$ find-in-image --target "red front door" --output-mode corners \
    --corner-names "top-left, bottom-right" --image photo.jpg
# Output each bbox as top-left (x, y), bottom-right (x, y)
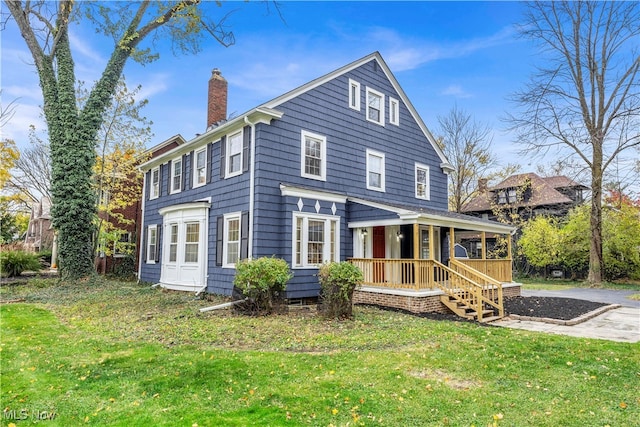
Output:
top-left (373, 226), bottom-right (385, 282)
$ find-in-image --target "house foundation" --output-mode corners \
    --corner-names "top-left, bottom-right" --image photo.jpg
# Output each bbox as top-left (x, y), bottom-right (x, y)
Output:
top-left (353, 283), bottom-right (521, 314)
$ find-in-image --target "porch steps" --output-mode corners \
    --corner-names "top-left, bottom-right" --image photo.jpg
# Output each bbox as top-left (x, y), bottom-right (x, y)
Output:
top-left (439, 295), bottom-right (501, 323)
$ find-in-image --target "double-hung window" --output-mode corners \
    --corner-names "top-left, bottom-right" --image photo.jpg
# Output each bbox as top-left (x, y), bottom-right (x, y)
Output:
top-left (146, 225), bottom-right (157, 263)
top-left (293, 213), bottom-right (339, 268)
top-left (301, 130), bottom-right (326, 181)
top-left (366, 87), bottom-right (385, 126)
top-left (168, 224), bottom-right (178, 263)
top-left (224, 213), bottom-right (241, 266)
top-left (193, 148), bottom-right (207, 187)
top-left (171, 158), bottom-right (182, 193)
top-left (415, 163), bottom-right (430, 200)
top-left (508, 188), bottom-right (517, 203)
top-left (184, 222), bottom-right (200, 263)
top-left (150, 167), bottom-right (160, 199)
top-left (349, 79), bottom-right (361, 111)
top-left (366, 149), bottom-right (385, 192)
top-left (227, 131), bottom-right (243, 177)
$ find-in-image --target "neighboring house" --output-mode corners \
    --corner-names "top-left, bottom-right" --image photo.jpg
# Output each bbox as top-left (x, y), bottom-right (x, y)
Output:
top-left (461, 173), bottom-right (588, 222)
top-left (138, 52), bottom-right (517, 321)
top-left (24, 197), bottom-right (54, 253)
top-left (95, 135), bottom-right (186, 275)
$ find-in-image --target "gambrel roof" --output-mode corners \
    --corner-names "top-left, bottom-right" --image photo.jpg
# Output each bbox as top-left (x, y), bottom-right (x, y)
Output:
top-left (462, 172), bottom-right (586, 212)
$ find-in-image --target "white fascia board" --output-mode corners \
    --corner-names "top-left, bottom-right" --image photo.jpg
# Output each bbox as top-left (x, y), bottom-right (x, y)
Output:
top-left (279, 184), bottom-right (347, 204)
top-left (402, 212), bottom-right (516, 234)
top-left (139, 108), bottom-right (283, 171)
top-left (263, 53), bottom-right (380, 109)
top-left (158, 201), bottom-right (212, 216)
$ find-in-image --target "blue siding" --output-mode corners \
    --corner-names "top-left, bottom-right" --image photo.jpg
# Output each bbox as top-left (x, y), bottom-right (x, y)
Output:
top-left (141, 55), bottom-right (449, 299)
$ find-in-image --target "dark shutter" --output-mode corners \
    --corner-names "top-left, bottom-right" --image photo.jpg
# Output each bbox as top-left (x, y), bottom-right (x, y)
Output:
top-left (240, 211), bottom-right (249, 259)
top-left (142, 226), bottom-right (147, 262)
top-left (206, 143), bottom-right (213, 184)
top-left (154, 226), bottom-right (161, 263)
top-left (216, 216), bottom-right (224, 266)
top-left (166, 161), bottom-right (172, 195)
top-left (219, 136), bottom-right (226, 179)
top-left (183, 153), bottom-right (190, 190)
top-left (242, 125), bottom-right (251, 173)
top-left (145, 171), bottom-right (150, 200)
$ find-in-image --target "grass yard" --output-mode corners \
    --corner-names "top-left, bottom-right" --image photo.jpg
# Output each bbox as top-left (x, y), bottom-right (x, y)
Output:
top-left (1, 278), bottom-right (639, 426)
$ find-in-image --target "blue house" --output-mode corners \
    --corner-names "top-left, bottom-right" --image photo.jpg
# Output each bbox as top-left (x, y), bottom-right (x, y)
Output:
top-left (139, 52), bottom-right (517, 320)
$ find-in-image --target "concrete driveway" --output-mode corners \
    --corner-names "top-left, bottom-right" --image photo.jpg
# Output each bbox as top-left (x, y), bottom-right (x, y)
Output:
top-left (496, 288), bottom-right (640, 343)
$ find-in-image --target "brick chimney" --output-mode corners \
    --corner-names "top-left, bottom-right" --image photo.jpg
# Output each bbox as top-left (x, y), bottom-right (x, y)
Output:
top-left (207, 68), bottom-right (227, 129)
top-left (478, 178), bottom-right (488, 193)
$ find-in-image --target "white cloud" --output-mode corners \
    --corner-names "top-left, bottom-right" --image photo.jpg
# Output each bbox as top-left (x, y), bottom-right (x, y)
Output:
top-left (1, 102), bottom-right (45, 145)
top-left (130, 73), bottom-right (170, 101)
top-left (440, 84), bottom-right (473, 99)
top-left (374, 25), bottom-right (518, 72)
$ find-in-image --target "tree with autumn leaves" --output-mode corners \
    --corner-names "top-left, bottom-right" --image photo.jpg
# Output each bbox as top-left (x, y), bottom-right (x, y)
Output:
top-left (4, 1), bottom-right (237, 279)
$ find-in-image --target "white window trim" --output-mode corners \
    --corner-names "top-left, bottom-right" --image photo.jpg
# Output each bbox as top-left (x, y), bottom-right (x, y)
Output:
top-left (223, 212), bottom-right (242, 268)
top-left (170, 157), bottom-right (182, 194)
top-left (415, 163), bottom-right (430, 200)
top-left (193, 147), bottom-right (207, 188)
top-left (348, 79), bottom-right (361, 111)
top-left (292, 212), bottom-right (340, 269)
top-left (365, 87), bottom-right (385, 126)
top-left (226, 130), bottom-right (243, 179)
top-left (146, 225), bottom-right (157, 264)
top-left (366, 149), bottom-right (386, 192)
top-left (150, 166), bottom-right (160, 200)
top-left (389, 97), bottom-right (400, 126)
top-left (300, 130), bottom-right (327, 181)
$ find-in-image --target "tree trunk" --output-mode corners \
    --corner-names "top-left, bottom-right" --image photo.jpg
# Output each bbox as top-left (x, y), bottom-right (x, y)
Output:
top-left (587, 145), bottom-right (604, 285)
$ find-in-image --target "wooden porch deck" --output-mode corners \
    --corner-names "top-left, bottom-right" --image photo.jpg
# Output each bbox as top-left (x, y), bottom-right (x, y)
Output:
top-left (348, 258), bottom-right (514, 322)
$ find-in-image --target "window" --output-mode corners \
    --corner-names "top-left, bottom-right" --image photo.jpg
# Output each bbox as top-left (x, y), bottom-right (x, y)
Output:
top-left (227, 131), bottom-right (243, 177)
top-left (184, 222), bottom-right (200, 263)
top-left (389, 97), bottom-right (399, 126)
top-left (366, 149), bottom-right (385, 191)
top-left (147, 225), bottom-right (157, 263)
top-left (150, 167), bottom-right (160, 199)
top-left (171, 158), bottom-right (182, 193)
top-left (415, 163), bottom-right (430, 200)
top-left (366, 87), bottom-right (385, 125)
top-left (508, 188), bottom-right (517, 203)
top-left (113, 232), bottom-right (133, 257)
top-left (348, 79), bottom-right (360, 111)
top-left (168, 224), bottom-right (178, 263)
top-left (293, 213), bottom-right (340, 268)
top-left (497, 190), bottom-right (507, 204)
top-left (301, 130), bottom-right (326, 181)
top-left (224, 213), bottom-right (241, 266)
top-left (193, 148), bottom-right (207, 187)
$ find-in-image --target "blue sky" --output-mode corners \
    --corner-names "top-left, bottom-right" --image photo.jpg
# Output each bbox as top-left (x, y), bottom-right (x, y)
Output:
top-left (2, 1), bottom-right (536, 168)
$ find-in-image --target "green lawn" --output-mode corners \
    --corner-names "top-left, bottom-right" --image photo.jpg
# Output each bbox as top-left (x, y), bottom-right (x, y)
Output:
top-left (1, 278), bottom-right (638, 426)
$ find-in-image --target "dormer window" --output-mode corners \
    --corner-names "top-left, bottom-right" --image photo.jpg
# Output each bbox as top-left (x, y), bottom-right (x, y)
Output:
top-left (508, 189), bottom-right (517, 203)
top-left (497, 190), bottom-right (507, 204)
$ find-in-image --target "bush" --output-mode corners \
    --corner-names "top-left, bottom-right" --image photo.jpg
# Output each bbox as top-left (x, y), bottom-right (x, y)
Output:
top-left (233, 257), bottom-right (293, 314)
top-left (318, 262), bottom-right (363, 319)
top-left (0, 250), bottom-right (42, 277)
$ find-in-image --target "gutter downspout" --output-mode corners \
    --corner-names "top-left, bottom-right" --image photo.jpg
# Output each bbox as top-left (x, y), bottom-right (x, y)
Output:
top-left (137, 170), bottom-right (147, 282)
top-left (244, 116), bottom-right (256, 258)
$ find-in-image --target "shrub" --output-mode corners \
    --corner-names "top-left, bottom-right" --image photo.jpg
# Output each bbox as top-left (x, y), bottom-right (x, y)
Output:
top-left (318, 261), bottom-right (363, 319)
top-left (233, 257), bottom-right (293, 314)
top-left (0, 250), bottom-right (42, 277)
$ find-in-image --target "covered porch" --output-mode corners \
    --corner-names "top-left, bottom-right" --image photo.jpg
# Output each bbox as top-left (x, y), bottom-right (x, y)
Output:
top-left (347, 206), bottom-right (518, 321)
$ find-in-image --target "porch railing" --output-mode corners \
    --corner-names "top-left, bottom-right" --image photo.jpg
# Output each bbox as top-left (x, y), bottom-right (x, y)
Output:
top-left (455, 259), bottom-right (512, 283)
top-left (349, 258), bottom-right (505, 321)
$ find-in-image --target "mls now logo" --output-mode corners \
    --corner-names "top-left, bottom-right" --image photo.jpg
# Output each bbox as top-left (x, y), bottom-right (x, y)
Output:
top-left (3, 408), bottom-right (57, 421)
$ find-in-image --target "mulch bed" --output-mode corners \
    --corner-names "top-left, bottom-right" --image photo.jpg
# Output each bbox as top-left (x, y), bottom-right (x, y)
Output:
top-left (361, 296), bottom-right (609, 324)
top-left (504, 296), bottom-right (608, 321)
